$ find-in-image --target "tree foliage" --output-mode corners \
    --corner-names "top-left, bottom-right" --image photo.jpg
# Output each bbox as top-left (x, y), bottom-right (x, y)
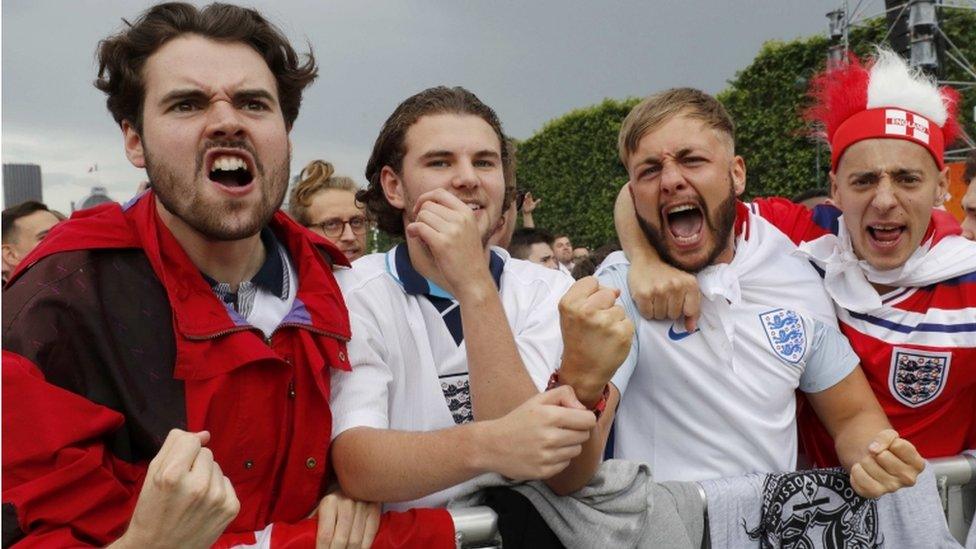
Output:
top-left (517, 10), bottom-right (975, 241)
top-left (516, 98), bottom-right (638, 249)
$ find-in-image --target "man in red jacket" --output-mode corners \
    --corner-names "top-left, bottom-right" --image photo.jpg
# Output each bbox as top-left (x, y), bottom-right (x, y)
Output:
top-left (2, 3), bottom-right (452, 548)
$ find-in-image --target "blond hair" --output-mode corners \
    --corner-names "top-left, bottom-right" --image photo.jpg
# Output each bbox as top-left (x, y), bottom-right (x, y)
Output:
top-left (617, 88), bottom-right (735, 167)
top-left (289, 160), bottom-right (360, 225)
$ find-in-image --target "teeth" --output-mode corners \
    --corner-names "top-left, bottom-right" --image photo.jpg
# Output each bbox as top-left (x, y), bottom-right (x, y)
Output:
top-left (212, 155), bottom-right (247, 172)
top-left (871, 225), bottom-right (900, 230)
top-left (667, 204), bottom-right (696, 215)
top-left (467, 203), bottom-right (482, 210)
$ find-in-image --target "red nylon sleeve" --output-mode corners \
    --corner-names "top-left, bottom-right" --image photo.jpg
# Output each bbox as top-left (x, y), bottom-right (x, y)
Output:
top-left (752, 197), bottom-right (823, 245)
top-left (2, 351), bottom-right (143, 547)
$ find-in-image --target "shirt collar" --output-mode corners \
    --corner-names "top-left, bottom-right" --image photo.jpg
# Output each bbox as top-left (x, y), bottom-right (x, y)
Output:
top-left (387, 243), bottom-right (504, 299)
top-left (202, 227), bottom-right (287, 300)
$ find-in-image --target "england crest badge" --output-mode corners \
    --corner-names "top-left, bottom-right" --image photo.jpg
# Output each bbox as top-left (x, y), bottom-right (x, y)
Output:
top-left (889, 348), bottom-right (951, 408)
top-left (759, 309), bottom-right (806, 364)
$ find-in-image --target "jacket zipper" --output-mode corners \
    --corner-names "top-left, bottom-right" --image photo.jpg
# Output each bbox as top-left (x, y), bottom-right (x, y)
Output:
top-left (183, 322), bottom-right (349, 343)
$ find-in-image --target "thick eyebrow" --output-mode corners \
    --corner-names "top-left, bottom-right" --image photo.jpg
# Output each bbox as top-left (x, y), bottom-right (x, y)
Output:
top-left (673, 147), bottom-right (704, 159)
top-left (158, 88), bottom-right (209, 107)
top-left (847, 169), bottom-right (881, 181)
top-left (633, 147), bottom-right (702, 169)
top-left (233, 89), bottom-right (277, 105)
top-left (889, 168), bottom-right (924, 178)
top-left (157, 88), bottom-right (277, 107)
top-left (418, 150), bottom-right (454, 161)
top-left (847, 168), bottom-right (924, 181)
top-left (472, 149), bottom-right (501, 161)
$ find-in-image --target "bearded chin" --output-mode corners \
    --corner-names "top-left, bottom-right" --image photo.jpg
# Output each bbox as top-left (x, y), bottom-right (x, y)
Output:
top-left (634, 183), bottom-right (738, 274)
top-left (145, 150), bottom-right (290, 242)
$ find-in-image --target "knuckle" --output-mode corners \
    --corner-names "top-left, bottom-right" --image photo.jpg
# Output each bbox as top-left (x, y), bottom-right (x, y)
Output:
top-left (155, 467), bottom-right (183, 489)
top-left (226, 494), bottom-right (241, 515)
top-left (186, 480), bottom-right (208, 500)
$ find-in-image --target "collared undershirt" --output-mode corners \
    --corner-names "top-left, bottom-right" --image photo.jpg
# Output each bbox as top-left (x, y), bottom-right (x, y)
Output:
top-left (202, 227), bottom-right (294, 336)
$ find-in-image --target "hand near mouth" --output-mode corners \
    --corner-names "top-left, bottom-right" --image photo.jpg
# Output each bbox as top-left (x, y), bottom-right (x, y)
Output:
top-left (406, 188), bottom-right (495, 302)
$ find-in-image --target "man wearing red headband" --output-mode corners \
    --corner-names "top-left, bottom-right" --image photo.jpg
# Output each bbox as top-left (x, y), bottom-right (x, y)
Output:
top-left (615, 48), bottom-right (976, 466)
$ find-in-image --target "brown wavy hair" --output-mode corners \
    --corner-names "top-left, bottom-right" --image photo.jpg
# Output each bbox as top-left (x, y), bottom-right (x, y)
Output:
top-left (358, 86), bottom-right (515, 237)
top-left (288, 160), bottom-right (361, 225)
top-left (94, 2), bottom-right (317, 132)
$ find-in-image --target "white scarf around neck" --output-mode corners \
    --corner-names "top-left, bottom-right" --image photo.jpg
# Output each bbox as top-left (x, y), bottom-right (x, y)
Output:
top-left (795, 215), bottom-right (976, 313)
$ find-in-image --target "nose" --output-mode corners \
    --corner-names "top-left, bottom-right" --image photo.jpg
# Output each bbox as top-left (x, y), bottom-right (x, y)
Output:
top-left (659, 158), bottom-right (688, 195)
top-left (870, 177), bottom-right (898, 213)
top-left (205, 99), bottom-right (246, 140)
top-left (339, 222), bottom-right (356, 242)
top-left (451, 159), bottom-right (479, 190)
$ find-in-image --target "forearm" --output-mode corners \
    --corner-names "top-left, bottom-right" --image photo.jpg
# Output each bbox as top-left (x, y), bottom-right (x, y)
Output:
top-left (459, 287), bottom-right (538, 420)
top-left (331, 425), bottom-right (488, 503)
top-left (521, 212), bottom-right (535, 228)
top-left (831, 405), bottom-right (893, 471)
top-left (615, 185), bottom-right (656, 263)
top-left (545, 386), bottom-right (618, 496)
top-left (806, 368), bottom-right (894, 471)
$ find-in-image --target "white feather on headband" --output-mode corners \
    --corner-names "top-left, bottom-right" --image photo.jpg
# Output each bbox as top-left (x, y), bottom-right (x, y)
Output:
top-left (865, 48), bottom-right (948, 127)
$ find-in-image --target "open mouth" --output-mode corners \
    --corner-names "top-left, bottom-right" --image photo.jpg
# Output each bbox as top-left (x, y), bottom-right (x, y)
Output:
top-left (866, 223), bottom-right (906, 249)
top-left (663, 203), bottom-right (704, 245)
top-left (207, 153), bottom-right (254, 188)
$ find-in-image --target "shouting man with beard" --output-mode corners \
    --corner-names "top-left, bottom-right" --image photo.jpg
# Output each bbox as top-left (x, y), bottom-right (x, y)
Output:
top-left (2, 3), bottom-right (451, 548)
top-left (595, 88), bottom-right (923, 498)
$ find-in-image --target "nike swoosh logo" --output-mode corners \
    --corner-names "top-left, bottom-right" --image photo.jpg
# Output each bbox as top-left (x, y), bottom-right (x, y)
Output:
top-left (667, 324), bottom-right (700, 341)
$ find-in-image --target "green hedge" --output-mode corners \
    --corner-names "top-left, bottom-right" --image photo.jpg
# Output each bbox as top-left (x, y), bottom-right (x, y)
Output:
top-left (516, 98), bottom-right (639, 250)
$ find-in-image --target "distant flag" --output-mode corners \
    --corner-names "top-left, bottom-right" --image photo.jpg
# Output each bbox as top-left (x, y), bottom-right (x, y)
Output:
top-left (87, 163), bottom-right (98, 173)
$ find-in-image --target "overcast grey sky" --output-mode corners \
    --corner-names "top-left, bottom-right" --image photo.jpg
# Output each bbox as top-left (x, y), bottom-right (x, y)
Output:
top-left (3, 1), bottom-right (841, 213)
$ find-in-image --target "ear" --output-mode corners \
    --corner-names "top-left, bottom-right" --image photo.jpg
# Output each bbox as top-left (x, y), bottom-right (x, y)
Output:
top-left (2, 243), bottom-right (19, 272)
top-left (935, 166), bottom-right (950, 207)
top-left (122, 120), bottom-right (146, 169)
top-left (731, 156), bottom-right (746, 196)
top-left (379, 166), bottom-right (406, 209)
top-left (829, 171), bottom-right (841, 208)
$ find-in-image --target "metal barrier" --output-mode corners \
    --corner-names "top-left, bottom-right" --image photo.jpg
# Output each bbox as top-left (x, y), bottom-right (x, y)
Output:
top-left (448, 506), bottom-right (502, 548)
top-left (930, 453), bottom-right (976, 545)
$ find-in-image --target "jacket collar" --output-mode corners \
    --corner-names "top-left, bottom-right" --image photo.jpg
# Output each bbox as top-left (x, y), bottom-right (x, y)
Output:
top-left (8, 191), bottom-right (351, 343)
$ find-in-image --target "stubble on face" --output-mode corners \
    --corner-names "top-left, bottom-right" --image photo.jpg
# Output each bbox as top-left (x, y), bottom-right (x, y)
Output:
top-left (635, 176), bottom-right (738, 273)
top-left (146, 137), bottom-right (289, 241)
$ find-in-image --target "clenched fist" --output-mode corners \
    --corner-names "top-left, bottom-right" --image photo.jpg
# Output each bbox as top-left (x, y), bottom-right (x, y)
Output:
top-left (475, 385), bottom-right (596, 481)
top-left (557, 276), bottom-right (634, 405)
top-left (849, 429), bottom-right (924, 499)
top-left (111, 430), bottom-right (240, 549)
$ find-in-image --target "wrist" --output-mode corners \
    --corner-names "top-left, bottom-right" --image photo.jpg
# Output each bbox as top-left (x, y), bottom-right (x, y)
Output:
top-left (465, 421), bottom-right (496, 475)
top-left (548, 370), bottom-right (609, 415)
top-left (454, 271), bottom-right (496, 304)
top-left (556, 362), bottom-right (607, 406)
top-left (109, 527), bottom-right (150, 549)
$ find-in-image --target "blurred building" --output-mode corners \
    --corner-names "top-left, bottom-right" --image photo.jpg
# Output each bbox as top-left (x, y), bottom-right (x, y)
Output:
top-left (72, 186), bottom-right (115, 212)
top-left (3, 163), bottom-right (43, 207)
